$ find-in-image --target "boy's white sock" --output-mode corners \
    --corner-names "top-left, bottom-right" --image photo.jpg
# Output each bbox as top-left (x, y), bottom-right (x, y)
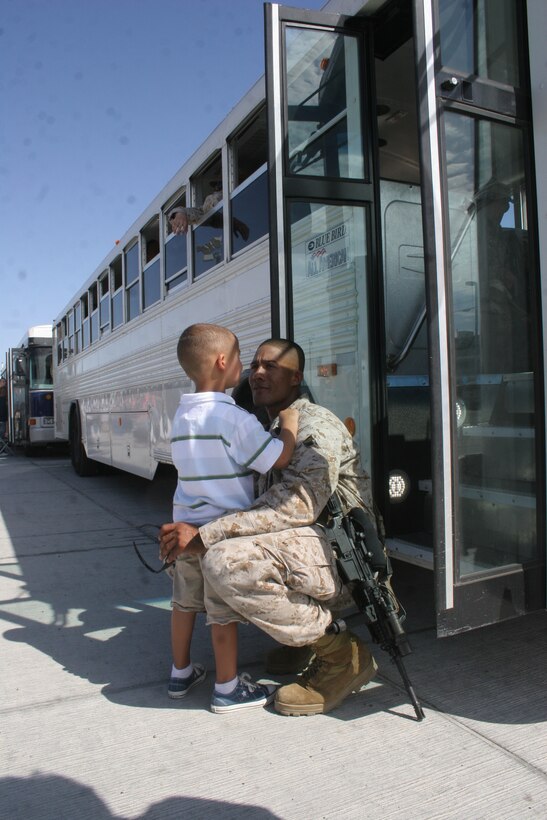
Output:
top-left (171, 662), bottom-right (194, 679)
top-left (214, 675), bottom-right (238, 694)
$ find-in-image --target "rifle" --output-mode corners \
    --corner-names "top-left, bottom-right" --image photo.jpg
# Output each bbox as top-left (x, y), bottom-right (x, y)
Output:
top-left (324, 493), bottom-right (425, 721)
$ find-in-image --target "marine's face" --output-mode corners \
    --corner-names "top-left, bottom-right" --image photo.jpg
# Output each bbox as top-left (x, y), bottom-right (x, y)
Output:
top-left (249, 343), bottom-right (302, 414)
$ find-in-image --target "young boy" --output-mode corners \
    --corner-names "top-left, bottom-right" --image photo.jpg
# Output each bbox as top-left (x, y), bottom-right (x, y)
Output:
top-left (167, 323), bottom-right (299, 713)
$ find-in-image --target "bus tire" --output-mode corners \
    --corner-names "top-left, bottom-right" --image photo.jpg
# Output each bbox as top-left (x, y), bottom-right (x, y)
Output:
top-left (69, 405), bottom-right (98, 477)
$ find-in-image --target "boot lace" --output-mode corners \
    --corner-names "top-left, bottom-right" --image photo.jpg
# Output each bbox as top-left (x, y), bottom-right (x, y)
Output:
top-left (298, 655), bottom-right (323, 686)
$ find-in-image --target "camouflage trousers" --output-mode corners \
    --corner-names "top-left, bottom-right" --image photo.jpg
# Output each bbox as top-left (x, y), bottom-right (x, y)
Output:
top-left (201, 525), bottom-right (343, 647)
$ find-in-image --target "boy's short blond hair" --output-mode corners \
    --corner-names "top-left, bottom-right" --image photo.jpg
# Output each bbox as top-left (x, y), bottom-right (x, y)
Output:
top-left (177, 323), bottom-right (237, 381)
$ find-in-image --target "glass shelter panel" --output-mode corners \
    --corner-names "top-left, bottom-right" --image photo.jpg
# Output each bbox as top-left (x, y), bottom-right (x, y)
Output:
top-left (289, 201), bottom-right (371, 475)
top-left (285, 25), bottom-right (365, 179)
top-left (444, 111), bottom-right (536, 576)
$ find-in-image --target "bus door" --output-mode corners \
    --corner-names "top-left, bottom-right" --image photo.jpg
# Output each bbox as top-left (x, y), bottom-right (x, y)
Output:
top-left (414, 0), bottom-right (544, 633)
top-left (265, 2), bottom-right (381, 496)
top-left (264, 3), bottom-right (431, 600)
top-left (7, 348), bottom-right (27, 445)
top-left (27, 344), bottom-right (55, 445)
top-left (265, 0), bottom-right (544, 636)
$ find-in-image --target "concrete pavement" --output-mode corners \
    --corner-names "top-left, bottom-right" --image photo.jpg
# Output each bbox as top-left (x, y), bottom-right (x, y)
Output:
top-left (1, 451), bottom-right (546, 819)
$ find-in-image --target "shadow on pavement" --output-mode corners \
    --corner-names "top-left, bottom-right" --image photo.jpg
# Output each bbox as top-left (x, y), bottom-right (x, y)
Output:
top-left (0, 773), bottom-right (281, 820)
top-left (2, 458), bottom-right (546, 727)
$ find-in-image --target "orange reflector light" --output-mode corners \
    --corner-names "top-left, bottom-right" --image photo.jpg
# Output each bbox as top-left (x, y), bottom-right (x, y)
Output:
top-left (317, 363), bottom-right (337, 377)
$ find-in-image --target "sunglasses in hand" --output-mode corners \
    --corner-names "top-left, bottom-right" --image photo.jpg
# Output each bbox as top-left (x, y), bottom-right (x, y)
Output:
top-left (132, 523), bottom-right (173, 573)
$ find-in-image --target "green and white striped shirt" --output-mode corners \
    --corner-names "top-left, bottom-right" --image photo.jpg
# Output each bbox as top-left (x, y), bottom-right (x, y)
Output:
top-left (171, 391), bottom-right (282, 525)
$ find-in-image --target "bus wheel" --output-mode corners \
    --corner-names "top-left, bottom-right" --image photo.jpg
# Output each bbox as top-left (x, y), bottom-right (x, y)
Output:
top-left (70, 406), bottom-right (98, 477)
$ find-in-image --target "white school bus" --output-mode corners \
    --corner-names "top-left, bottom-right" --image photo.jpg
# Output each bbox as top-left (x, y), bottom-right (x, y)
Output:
top-left (53, 0), bottom-right (547, 637)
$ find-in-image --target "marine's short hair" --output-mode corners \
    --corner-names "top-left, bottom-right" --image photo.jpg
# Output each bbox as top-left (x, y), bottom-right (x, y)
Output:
top-left (177, 323), bottom-right (237, 380)
top-left (258, 338), bottom-right (305, 372)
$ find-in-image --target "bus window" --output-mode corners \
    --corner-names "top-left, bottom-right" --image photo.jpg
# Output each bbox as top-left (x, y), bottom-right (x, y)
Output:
top-left (56, 322), bottom-right (63, 365)
top-left (89, 282), bottom-right (99, 344)
top-left (99, 272), bottom-right (110, 334)
top-left (285, 26), bottom-right (364, 179)
top-left (164, 191), bottom-right (188, 291)
top-left (67, 309), bottom-right (74, 357)
top-left (62, 316), bottom-right (69, 360)
top-left (74, 301), bottom-right (81, 354)
top-left (229, 107), bottom-right (267, 254)
top-left (124, 241), bottom-right (140, 322)
top-left (192, 154), bottom-right (224, 277)
top-left (143, 257), bottom-right (161, 309)
top-left (142, 217), bottom-right (161, 309)
top-left (81, 293), bottom-right (90, 350)
top-left (142, 219), bottom-right (160, 265)
top-left (111, 255), bottom-right (123, 329)
top-left (194, 153), bottom-right (222, 210)
top-left (29, 347), bottom-right (53, 388)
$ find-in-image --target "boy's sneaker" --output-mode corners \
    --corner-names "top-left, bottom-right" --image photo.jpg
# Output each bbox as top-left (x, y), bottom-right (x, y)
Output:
top-left (210, 673), bottom-right (277, 714)
top-left (168, 663), bottom-right (206, 699)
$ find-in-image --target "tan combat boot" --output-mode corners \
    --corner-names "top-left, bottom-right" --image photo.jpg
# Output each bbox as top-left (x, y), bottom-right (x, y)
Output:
top-left (264, 644), bottom-right (315, 675)
top-left (274, 631), bottom-right (377, 716)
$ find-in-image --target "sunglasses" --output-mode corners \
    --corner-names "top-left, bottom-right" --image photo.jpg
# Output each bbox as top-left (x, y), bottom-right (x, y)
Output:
top-left (133, 523), bottom-right (173, 573)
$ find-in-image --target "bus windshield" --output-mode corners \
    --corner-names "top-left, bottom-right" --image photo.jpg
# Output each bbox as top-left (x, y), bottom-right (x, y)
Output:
top-left (29, 347), bottom-right (53, 389)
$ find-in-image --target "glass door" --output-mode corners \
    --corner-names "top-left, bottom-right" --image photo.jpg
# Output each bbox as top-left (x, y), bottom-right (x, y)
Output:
top-left (7, 348), bottom-right (27, 445)
top-left (415, 0), bottom-right (544, 633)
top-left (265, 3), bottom-right (379, 479)
top-left (266, 0), bottom-right (544, 637)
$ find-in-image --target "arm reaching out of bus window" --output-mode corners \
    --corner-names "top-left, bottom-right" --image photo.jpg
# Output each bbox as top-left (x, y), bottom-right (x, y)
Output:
top-left (167, 189), bottom-right (223, 235)
top-left (167, 209), bottom-right (190, 234)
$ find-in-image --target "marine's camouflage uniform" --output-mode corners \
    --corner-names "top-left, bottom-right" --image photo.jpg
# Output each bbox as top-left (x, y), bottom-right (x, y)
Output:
top-left (200, 396), bottom-right (376, 647)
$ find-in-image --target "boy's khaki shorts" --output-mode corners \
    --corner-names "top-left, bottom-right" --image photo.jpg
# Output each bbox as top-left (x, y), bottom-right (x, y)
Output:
top-left (171, 553), bottom-right (244, 625)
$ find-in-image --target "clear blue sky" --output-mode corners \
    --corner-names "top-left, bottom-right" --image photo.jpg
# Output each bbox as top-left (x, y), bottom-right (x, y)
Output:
top-left (0, 0), bottom-right (324, 358)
